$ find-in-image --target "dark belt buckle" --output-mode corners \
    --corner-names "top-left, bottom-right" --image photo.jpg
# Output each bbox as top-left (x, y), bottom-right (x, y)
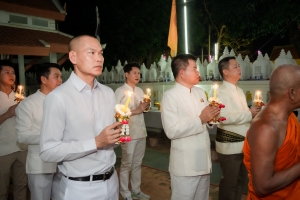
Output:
top-left (103, 167), bottom-right (114, 181)
top-left (103, 171), bottom-right (110, 181)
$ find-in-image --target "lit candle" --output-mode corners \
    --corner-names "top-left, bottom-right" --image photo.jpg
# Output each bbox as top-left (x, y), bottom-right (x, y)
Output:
top-left (123, 91), bottom-right (132, 112)
top-left (213, 84), bottom-right (218, 99)
top-left (146, 88), bottom-right (151, 98)
top-left (18, 85), bottom-right (23, 95)
top-left (254, 90), bottom-right (261, 101)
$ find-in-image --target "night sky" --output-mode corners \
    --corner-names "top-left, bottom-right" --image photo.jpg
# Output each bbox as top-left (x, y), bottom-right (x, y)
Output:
top-left (57, 0), bottom-right (292, 61)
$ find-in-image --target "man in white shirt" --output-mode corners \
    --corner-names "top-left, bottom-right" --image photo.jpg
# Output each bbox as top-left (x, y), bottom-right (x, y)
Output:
top-left (16, 63), bottom-right (62, 200)
top-left (161, 54), bottom-right (220, 200)
top-left (216, 56), bottom-right (261, 200)
top-left (39, 35), bottom-right (122, 200)
top-left (0, 60), bottom-right (28, 200)
top-left (115, 63), bottom-right (150, 200)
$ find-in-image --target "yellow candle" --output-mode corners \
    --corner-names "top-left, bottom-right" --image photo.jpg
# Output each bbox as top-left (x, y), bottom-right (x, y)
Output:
top-left (255, 90), bottom-right (261, 101)
top-left (146, 88), bottom-right (151, 98)
top-left (18, 85), bottom-right (23, 95)
top-left (124, 91), bottom-right (132, 112)
top-left (213, 84), bottom-right (218, 99)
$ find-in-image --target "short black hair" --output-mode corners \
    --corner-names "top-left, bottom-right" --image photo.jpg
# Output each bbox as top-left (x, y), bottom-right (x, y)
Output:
top-left (123, 62), bottom-right (140, 73)
top-left (0, 60), bottom-right (16, 72)
top-left (218, 56), bottom-right (236, 78)
top-left (36, 63), bottom-right (61, 85)
top-left (171, 54), bottom-right (196, 79)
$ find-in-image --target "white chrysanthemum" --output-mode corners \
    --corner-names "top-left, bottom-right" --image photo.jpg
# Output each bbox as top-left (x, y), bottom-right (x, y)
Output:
top-left (115, 104), bottom-right (131, 116)
top-left (15, 93), bottom-right (25, 100)
top-left (208, 97), bottom-right (221, 104)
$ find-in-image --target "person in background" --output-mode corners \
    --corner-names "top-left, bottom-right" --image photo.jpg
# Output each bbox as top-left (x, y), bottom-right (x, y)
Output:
top-left (216, 56), bottom-right (261, 200)
top-left (39, 35), bottom-right (121, 200)
top-left (16, 63), bottom-right (62, 200)
top-left (161, 54), bottom-right (220, 200)
top-left (115, 62), bottom-right (150, 200)
top-left (244, 64), bottom-right (300, 199)
top-left (0, 60), bottom-right (28, 200)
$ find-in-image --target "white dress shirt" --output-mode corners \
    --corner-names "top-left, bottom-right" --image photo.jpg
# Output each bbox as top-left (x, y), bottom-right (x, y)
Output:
top-left (216, 81), bottom-right (252, 154)
top-left (16, 90), bottom-right (57, 174)
top-left (161, 83), bottom-right (211, 176)
top-left (0, 91), bottom-right (27, 156)
top-left (115, 83), bottom-right (147, 140)
top-left (39, 72), bottom-right (116, 177)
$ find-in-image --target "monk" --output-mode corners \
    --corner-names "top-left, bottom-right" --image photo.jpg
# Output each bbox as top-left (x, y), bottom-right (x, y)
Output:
top-left (243, 64), bottom-right (300, 200)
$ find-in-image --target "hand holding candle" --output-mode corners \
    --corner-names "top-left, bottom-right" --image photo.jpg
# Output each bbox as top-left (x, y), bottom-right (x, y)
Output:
top-left (115, 91), bottom-right (132, 144)
top-left (208, 83), bottom-right (226, 124)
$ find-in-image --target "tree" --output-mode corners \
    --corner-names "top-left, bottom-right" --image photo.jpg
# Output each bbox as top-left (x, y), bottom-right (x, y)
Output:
top-left (198, 0), bottom-right (300, 58)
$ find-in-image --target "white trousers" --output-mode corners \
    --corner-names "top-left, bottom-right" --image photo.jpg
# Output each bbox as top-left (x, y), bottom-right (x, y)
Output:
top-left (28, 173), bottom-right (54, 200)
top-left (170, 173), bottom-right (210, 200)
top-left (119, 138), bottom-right (146, 198)
top-left (59, 170), bottom-right (118, 200)
top-left (51, 171), bottom-right (63, 200)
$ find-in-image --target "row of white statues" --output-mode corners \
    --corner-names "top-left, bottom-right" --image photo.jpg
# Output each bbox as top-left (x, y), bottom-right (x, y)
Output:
top-left (97, 47), bottom-right (297, 83)
top-left (26, 47), bottom-right (297, 85)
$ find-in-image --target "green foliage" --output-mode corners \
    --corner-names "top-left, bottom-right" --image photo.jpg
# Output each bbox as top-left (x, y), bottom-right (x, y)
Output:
top-left (200, 0), bottom-right (300, 53)
top-left (226, 0), bottom-right (300, 38)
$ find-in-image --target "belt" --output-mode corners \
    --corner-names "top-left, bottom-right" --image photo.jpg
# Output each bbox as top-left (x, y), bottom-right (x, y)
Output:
top-left (216, 128), bottom-right (245, 143)
top-left (65, 167), bottom-right (114, 181)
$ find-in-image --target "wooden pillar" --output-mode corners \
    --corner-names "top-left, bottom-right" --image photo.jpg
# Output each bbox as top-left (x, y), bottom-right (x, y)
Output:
top-left (18, 55), bottom-right (26, 86)
top-left (49, 52), bottom-right (57, 63)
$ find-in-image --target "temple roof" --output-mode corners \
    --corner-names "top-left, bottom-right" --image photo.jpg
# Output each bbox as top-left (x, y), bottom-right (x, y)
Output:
top-left (0, 0), bottom-right (65, 21)
top-left (0, 25), bottom-right (72, 56)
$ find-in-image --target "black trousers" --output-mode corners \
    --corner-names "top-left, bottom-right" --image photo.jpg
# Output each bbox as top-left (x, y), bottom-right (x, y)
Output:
top-left (217, 153), bottom-right (248, 200)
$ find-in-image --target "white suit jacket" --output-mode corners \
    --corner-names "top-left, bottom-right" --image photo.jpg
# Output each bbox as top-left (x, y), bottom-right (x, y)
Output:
top-left (216, 81), bottom-right (252, 154)
top-left (16, 90), bottom-right (57, 174)
top-left (161, 83), bottom-right (211, 176)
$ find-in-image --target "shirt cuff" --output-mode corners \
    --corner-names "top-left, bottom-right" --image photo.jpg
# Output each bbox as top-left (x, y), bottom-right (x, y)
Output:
top-left (82, 138), bottom-right (97, 152)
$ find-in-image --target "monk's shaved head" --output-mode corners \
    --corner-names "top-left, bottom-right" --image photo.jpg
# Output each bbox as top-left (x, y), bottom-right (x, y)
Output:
top-left (269, 64), bottom-right (300, 97)
top-left (68, 35), bottom-right (99, 52)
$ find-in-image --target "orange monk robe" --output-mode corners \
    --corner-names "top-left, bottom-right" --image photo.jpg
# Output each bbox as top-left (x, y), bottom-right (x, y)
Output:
top-left (243, 113), bottom-right (300, 200)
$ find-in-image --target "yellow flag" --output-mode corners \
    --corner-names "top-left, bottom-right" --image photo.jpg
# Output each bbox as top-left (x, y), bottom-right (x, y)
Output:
top-left (168, 0), bottom-right (178, 57)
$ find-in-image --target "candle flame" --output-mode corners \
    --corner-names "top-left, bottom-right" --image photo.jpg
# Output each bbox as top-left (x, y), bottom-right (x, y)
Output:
top-left (18, 85), bottom-right (23, 95)
top-left (254, 90), bottom-right (262, 101)
top-left (213, 84), bottom-right (218, 90)
top-left (127, 91), bottom-right (132, 97)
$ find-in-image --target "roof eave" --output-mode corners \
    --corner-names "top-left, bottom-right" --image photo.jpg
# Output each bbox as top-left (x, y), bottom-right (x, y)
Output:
top-left (0, 45), bottom-right (50, 56)
top-left (0, 1), bottom-right (65, 21)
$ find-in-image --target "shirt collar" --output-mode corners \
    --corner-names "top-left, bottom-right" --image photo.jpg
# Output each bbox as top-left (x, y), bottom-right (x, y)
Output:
top-left (37, 89), bottom-right (46, 97)
top-left (0, 90), bottom-right (14, 98)
top-left (175, 82), bottom-right (194, 94)
top-left (124, 83), bottom-right (135, 92)
top-left (70, 72), bottom-right (99, 91)
top-left (222, 80), bottom-right (237, 90)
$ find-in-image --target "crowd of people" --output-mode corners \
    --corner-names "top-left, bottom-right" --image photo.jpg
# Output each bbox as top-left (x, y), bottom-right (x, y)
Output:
top-left (0, 34), bottom-right (300, 200)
